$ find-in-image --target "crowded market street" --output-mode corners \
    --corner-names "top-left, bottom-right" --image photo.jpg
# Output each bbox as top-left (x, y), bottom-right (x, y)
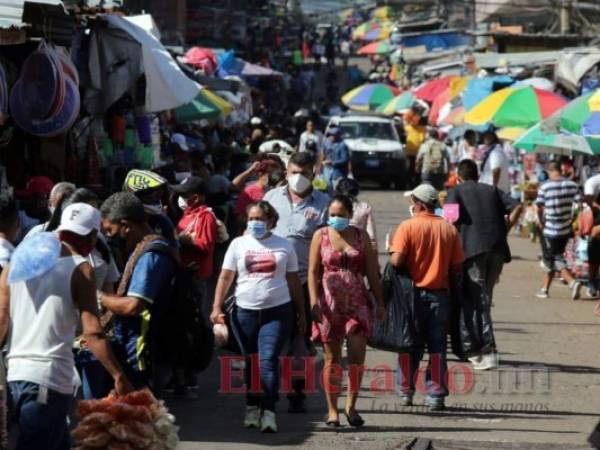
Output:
top-left (172, 190), bottom-right (600, 450)
top-left (4, 2), bottom-right (600, 450)
top-left (173, 189), bottom-right (600, 450)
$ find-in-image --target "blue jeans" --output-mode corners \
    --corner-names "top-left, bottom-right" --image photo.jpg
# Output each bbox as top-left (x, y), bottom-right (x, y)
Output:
top-left (8, 381), bottom-right (73, 450)
top-left (233, 302), bottom-right (294, 412)
top-left (396, 289), bottom-right (450, 400)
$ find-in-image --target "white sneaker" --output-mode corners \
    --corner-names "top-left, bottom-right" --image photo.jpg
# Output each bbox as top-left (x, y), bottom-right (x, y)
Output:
top-left (260, 410), bottom-right (277, 433)
top-left (472, 353), bottom-right (499, 371)
top-left (468, 355), bottom-right (483, 365)
top-left (243, 406), bottom-right (261, 428)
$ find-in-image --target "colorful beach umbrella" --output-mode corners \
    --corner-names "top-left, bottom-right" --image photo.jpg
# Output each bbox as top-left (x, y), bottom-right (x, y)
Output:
top-left (377, 91), bottom-right (417, 115)
top-left (363, 25), bottom-right (392, 42)
top-left (341, 83), bottom-right (400, 111)
top-left (560, 90), bottom-right (600, 137)
top-left (514, 117), bottom-right (600, 155)
top-left (357, 41), bottom-right (395, 55)
top-left (429, 77), bottom-right (469, 125)
top-left (175, 89), bottom-right (232, 122)
top-left (441, 105), bottom-right (466, 126)
top-left (414, 76), bottom-right (457, 103)
top-left (464, 86), bottom-right (567, 128)
top-left (497, 127), bottom-right (526, 142)
top-left (352, 22), bottom-right (380, 41)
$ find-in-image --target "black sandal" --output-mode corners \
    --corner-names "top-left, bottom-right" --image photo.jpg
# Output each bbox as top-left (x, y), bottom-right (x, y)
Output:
top-left (344, 410), bottom-right (364, 427)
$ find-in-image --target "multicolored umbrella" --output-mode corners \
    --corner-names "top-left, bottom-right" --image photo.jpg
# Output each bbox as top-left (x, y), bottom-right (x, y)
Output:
top-left (363, 25), bottom-right (392, 42)
top-left (497, 127), bottom-right (526, 142)
top-left (414, 76), bottom-right (457, 103)
top-left (560, 90), bottom-right (600, 137)
top-left (441, 105), bottom-right (466, 126)
top-left (377, 91), bottom-right (417, 115)
top-left (175, 89), bottom-right (232, 122)
top-left (341, 83), bottom-right (400, 111)
top-left (357, 41), bottom-right (395, 55)
top-left (429, 77), bottom-right (469, 125)
top-left (464, 86), bottom-right (567, 128)
top-left (514, 116), bottom-right (600, 155)
top-left (352, 22), bottom-right (380, 41)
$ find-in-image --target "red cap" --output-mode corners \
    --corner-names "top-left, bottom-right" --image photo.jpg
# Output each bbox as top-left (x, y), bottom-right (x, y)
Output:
top-left (16, 176), bottom-right (54, 197)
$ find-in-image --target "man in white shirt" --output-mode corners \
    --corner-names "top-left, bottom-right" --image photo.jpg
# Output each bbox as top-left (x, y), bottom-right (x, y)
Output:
top-left (584, 163), bottom-right (600, 203)
top-left (479, 132), bottom-right (510, 193)
top-left (298, 120), bottom-right (324, 155)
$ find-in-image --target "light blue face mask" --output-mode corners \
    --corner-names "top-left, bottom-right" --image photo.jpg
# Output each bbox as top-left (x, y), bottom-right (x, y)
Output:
top-left (328, 216), bottom-right (350, 231)
top-left (247, 220), bottom-right (267, 239)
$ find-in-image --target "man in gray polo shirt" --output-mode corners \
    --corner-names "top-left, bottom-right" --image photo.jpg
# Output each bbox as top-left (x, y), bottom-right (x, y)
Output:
top-left (263, 151), bottom-right (329, 413)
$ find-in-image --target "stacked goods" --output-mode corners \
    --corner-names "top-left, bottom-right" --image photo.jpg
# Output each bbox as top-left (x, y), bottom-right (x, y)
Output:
top-left (73, 389), bottom-right (179, 450)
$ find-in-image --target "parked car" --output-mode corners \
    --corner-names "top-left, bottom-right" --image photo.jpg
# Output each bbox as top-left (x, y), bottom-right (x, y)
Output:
top-left (327, 113), bottom-right (406, 189)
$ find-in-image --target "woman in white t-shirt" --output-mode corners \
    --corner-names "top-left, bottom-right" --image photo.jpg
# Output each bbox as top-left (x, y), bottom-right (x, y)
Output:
top-left (211, 201), bottom-right (306, 433)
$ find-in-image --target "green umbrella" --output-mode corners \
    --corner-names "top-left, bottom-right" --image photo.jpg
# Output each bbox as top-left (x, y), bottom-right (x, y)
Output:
top-left (514, 113), bottom-right (600, 155)
top-left (174, 90), bottom-right (229, 122)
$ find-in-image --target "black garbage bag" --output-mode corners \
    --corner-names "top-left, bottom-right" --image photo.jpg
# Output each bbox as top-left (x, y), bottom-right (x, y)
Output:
top-left (450, 276), bottom-right (495, 360)
top-left (368, 263), bottom-right (419, 353)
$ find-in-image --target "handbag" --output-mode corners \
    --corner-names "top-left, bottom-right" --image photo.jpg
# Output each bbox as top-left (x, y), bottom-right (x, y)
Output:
top-left (221, 296), bottom-right (241, 354)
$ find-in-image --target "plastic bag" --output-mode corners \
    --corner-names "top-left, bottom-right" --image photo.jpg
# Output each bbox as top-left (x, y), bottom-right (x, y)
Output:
top-left (368, 264), bottom-right (419, 353)
top-left (450, 276), bottom-right (495, 360)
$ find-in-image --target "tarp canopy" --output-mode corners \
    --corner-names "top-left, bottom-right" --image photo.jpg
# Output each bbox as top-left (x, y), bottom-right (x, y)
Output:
top-left (217, 50), bottom-right (282, 78)
top-left (555, 50), bottom-right (600, 95)
top-left (400, 30), bottom-right (469, 51)
top-left (100, 15), bottom-right (200, 113)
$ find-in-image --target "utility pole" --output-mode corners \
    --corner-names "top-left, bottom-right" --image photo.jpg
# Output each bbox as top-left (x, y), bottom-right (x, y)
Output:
top-left (560, 0), bottom-right (571, 34)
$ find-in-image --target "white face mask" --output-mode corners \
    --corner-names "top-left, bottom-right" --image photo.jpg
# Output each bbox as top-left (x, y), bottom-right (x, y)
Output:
top-left (178, 196), bottom-right (188, 210)
top-left (288, 173), bottom-right (311, 195)
top-left (175, 171), bottom-right (191, 183)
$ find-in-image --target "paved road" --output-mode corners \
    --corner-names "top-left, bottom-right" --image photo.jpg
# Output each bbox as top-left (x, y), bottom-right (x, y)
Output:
top-left (172, 189), bottom-right (600, 450)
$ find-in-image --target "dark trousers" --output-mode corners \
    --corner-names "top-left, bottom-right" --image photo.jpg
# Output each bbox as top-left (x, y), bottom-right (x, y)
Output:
top-left (233, 302), bottom-right (294, 411)
top-left (464, 252), bottom-right (504, 353)
top-left (421, 172), bottom-right (447, 191)
top-left (289, 283), bottom-right (311, 401)
top-left (9, 381), bottom-right (73, 450)
top-left (396, 289), bottom-right (450, 399)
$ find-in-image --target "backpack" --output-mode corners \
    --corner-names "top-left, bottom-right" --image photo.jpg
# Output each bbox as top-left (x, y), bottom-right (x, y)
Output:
top-left (116, 235), bottom-right (214, 374)
top-left (422, 141), bottom-right (446, 175)
top-left (144, 241), bottom-right (214, 373)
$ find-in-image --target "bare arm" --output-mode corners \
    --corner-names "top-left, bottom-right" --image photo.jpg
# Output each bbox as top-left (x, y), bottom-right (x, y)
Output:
top-left (100, 292), bottom-right (144, 316)
top-left (507, 203), bottom-right (524, 231)
top-left (537, 204), bottom-right (545, 228)
top-left (308, 231), bottom-right (322, 309)
top-left (231, 162), bottom-right (259, 190)
top-left (210, 269), bottom-right (236, 324)
top-left (73, 263), bottom-right (133, 394)
top-left (362, 229), bottom-right (384, 311)
top-left (390, 251), bottom-right (406, 268)
top-left (286, 272), bottom-right (306, 334)
top-left (492, 168), bottom-right (501, 187)
top-left (0, 266), bottom-right (10, 345)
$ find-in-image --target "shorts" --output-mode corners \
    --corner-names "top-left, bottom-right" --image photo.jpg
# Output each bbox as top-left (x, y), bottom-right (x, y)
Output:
top-left (540, 235), bottom-right (569, 273)
top-left (589, 239), bottom-right (600, 265)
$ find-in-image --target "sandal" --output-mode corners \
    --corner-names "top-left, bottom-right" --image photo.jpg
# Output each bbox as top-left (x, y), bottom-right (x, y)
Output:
top-left (325, 418), bottom-right (340, 428)
top-left (344, 410), bottom-right (364, 427)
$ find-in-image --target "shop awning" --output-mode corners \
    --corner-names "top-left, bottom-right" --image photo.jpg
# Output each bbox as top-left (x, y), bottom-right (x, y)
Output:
top-left (174, 89), bottom-right (232, 123)
top-left (94, 15), bottom-right (200, 113)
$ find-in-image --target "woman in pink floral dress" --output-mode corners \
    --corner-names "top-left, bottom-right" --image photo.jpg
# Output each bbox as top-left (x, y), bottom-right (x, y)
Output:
top-left (308, 194), bottom-right (384, 428)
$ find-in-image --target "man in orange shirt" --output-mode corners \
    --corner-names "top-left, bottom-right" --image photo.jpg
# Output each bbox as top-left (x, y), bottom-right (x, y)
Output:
top-left (390, 184), bottom-right (464, 411)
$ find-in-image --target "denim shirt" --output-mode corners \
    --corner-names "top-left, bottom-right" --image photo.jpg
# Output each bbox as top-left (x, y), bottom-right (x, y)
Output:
top-left (324, 140), bottom-right (350, 173)
top-left (263, 186), bottom-right (329, 283)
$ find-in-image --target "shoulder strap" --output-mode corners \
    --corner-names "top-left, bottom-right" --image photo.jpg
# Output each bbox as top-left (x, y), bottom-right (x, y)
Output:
top-left (116, 234), bottom-right (177, 297)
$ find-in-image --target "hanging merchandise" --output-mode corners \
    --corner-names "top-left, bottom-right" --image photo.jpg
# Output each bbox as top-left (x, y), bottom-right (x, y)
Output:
top-left (9, 42), bottom-right (80, 138)
top-left (110, 115), bottom-right (126, 144)
top-left (135, 116), bottom-right (152, 144)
